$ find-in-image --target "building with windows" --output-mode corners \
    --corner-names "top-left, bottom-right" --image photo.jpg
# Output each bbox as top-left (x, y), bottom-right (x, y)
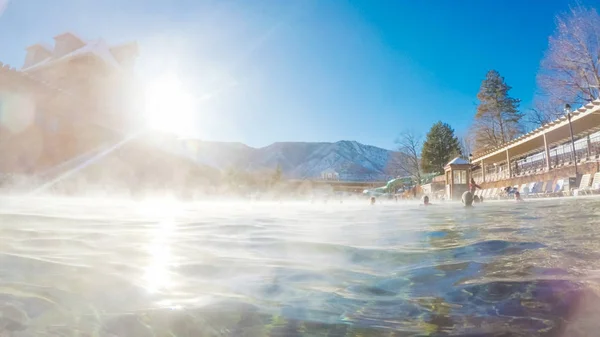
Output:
top-left (0, 32), bottom-right (139, 177)
top-left (470, 100), bottom-right (600, 189)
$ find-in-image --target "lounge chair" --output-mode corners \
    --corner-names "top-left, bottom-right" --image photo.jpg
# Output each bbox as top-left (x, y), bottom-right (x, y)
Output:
top-left (573, 174), bottom-right (592, 196)
top-left (529, 181), bottom-right (543, 197)
top-left (489, 187), bottom-right (498, 199)
top-left (590, 172), bottom-right (600, 194)
top-left (528, 182), bottom-right (537, 194)
top-left (551, 179), bottom-right (565, 197)
top-left (538, 179), bottom-right (553, 197)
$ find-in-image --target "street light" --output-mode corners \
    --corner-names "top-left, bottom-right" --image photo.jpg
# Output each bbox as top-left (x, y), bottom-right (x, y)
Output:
top-left (565, 104), bottom-right (578, 177)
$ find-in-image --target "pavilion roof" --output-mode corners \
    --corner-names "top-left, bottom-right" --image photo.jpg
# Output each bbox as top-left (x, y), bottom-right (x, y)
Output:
top-left (472, 100), bottom-right (600, 164)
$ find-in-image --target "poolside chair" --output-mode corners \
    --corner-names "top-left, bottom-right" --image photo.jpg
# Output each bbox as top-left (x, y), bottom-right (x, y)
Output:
top-left (539, 180), bottom-right (553, 197)
top-left (574, 174), bottom-right (592, 196)
top-left (528, 181), bottom-right (537, 194)
top-left (552, 179), bottom-right (565, 197)
top-left (529, 181), bottom-right (543, 197)
top-left (591, 172), bottom-right (600, 193)
top-left (590, 172), bottom-right (600, 193)
top-left (489, 188), bottom-right (498, 199)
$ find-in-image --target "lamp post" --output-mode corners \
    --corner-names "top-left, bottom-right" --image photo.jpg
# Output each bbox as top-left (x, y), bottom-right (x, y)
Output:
top-left (565, 104), bottom-right (578, 177)
top-left (468, 153), bottom-right (474, 184)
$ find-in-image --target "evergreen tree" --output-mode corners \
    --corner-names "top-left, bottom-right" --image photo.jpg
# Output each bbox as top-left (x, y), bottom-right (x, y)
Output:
top-left (472, 70), bottom-right (523, 150)
top-left (421, 122), bottom-right (461, 174)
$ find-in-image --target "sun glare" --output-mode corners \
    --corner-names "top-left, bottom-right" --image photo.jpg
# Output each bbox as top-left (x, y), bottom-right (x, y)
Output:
top-left (144, 74), bottom-right (196, 135)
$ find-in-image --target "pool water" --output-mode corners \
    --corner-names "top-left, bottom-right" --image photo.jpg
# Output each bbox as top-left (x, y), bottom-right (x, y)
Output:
top-left (1, 196), bottom-right (600, 336)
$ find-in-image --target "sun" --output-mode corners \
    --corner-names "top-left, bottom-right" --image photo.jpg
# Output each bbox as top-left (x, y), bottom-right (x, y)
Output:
top-left (144, 74), bottom-right (196, 135)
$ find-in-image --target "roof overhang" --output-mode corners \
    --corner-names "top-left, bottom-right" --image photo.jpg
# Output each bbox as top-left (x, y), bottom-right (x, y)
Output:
top-left (473, 100), bottom-right (600, 164)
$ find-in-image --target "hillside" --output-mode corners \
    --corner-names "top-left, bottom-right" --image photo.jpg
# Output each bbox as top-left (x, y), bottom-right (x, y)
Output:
top-left (184, 140), bottom-right (407, 181)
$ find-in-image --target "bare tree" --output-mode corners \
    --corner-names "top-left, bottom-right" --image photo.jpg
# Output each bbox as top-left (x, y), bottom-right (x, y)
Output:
top-left (537, 5), bottom-right (600, 111)
top-left (394, 130), bottom-right (422, 183)
top-left (526, 98), bottom-right (564, 128)
top-left (457, 133), bottom-right (474, 159)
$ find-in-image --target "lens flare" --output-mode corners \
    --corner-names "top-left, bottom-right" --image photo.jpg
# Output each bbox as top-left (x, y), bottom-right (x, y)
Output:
top-left (144, 74), bottom-right (196, 135)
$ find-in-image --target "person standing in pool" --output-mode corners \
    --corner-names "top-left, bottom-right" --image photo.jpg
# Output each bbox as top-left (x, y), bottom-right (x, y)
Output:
top-left (462, 190), bottom-right (474, 207)
top-left (514, 191), bottom-right (524, 202)
top-left (469, 177), bottom-right (482, 193)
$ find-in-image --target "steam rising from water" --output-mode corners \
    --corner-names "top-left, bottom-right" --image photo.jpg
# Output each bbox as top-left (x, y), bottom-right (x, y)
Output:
top-left (2, 195), bottom-right (600, 335)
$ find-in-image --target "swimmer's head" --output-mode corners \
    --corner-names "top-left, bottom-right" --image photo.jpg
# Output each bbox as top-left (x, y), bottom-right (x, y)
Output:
top-left (423, 195), bottom-right (430, 205)
top-left (514, 191), bottom-right (521, 200)
top-left (462, 191), bottom-right (473, 207)
top-left (370, 196), bottom-right (376, 205)
top-left (473, 195), bottom-right (480, 203)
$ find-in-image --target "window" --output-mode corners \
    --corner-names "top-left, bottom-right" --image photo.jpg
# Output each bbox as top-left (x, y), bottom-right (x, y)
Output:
top-left (453, 170), bottom-right (467, 184)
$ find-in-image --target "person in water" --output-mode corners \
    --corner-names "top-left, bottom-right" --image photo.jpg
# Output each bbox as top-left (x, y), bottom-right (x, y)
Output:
top-left (469, 177), bottom-right (482, 193)
top-left (473, 195), bottom-right (481, 203)
top-left (370, 196), bottom-right (376, 205)
top-left (514, 191), bottom-right (524, 202)
top-left (462, 190), bottom-right (474, 207)
top-left (422, 195), bottom-right (433, 206)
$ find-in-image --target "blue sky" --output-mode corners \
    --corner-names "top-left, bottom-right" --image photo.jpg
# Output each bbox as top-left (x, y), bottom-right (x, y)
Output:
top-left (0, 0), bottom-right (578, 149)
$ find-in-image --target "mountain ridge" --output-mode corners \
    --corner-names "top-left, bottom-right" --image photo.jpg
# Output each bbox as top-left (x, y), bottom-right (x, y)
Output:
top-left (179, 139), bottom-right (406, 181)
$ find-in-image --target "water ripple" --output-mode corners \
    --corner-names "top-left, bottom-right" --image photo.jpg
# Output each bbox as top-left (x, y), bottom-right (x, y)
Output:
top-left (1, 196), bottom-right (600, 335)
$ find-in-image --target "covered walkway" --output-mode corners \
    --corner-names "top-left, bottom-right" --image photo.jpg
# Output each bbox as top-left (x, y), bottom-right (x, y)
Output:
top-left (471, 100), bottom-right (600, 183)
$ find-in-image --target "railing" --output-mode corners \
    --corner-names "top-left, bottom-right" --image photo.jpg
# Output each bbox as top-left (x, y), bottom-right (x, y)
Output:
top-left (473, 163), bottom-right (509, 184)
top-left (473, 131), bottom-right (600, 184)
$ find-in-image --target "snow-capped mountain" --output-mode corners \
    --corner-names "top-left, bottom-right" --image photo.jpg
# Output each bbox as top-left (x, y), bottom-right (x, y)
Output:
top-left (184, 140), bottom-right (407, 181)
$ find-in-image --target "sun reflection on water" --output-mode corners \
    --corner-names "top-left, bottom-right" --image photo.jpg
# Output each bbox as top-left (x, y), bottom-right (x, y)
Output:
top-left (144, 223), bottom-right (174, 293)
top-left (140, 199), bottom-right (181, 294)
